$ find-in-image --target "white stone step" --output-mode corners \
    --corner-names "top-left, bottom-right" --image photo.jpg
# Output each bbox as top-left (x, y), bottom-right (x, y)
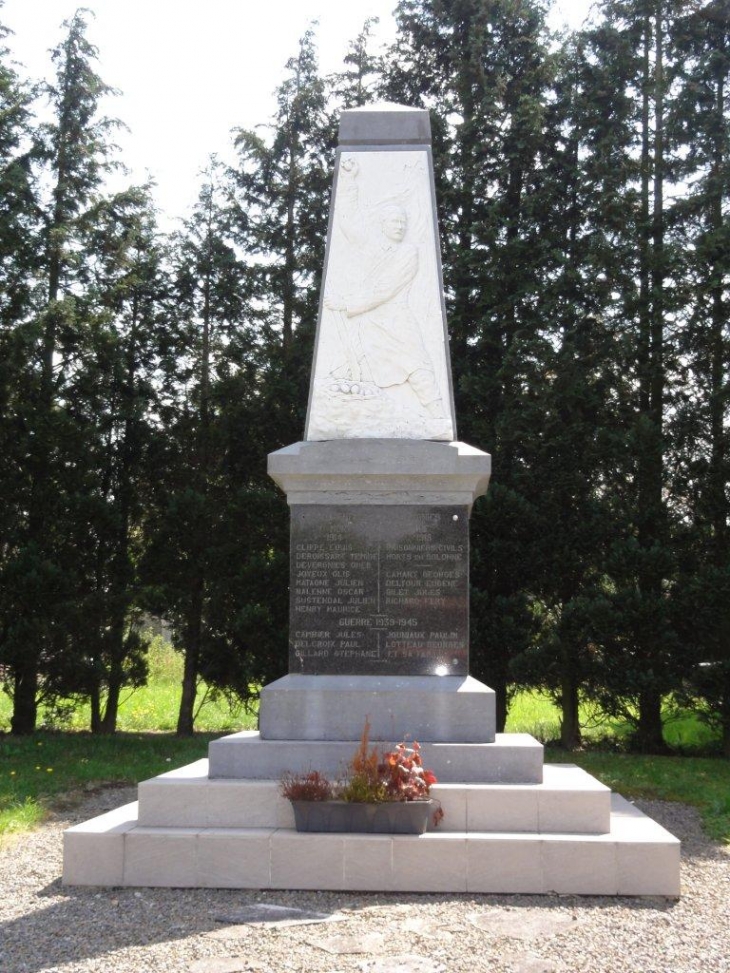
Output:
top-left (137, 760), bottom-right (611, 834)
top-left (208, 730), bottom-right (543, 783)
top-left (63, 794), bottom-right (680, 896)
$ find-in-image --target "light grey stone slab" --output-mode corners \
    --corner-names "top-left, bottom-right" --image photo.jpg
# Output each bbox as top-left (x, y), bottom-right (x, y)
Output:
top-left (62, 801), bottom-right (137, 886)
top-left (392, 833), bottom-right (468, 892)
top-left (466, 835), bottom-right (543, 894)
top-left (138, 774), bottom-right (208, 827)
top-left (197, 829), bottom-right (273, 889)
top-left (188, 960), bottom-right (255, 973)
top-left (123, 827), bottom-right (199, 887)
top-left (537, 765), bottom-right (611, 834)
top-left (268, 439), bottom-right (491, 508)
top-left (611, 794), bottom-right (681, 896)
top-left (465, 782), bottom-right (540, 833)
top-left (207, 731), bottom-right (543, 784)
top-left (135, 762), bottom-right (610, 834)
top-left (62, 790), bottom-right (680, 895)
top-left (308, 932), bottom-right (387, 954)
top-left (270, 831), bottom-right (345, 889)
top-left (342, 833), bottom-right (395, 891)
top-left (542, 835), bottom-right (619, 895)
top-left (259, 674), bottom-right (495, 743)
top-left (362, 957), bottom-right (446, 973)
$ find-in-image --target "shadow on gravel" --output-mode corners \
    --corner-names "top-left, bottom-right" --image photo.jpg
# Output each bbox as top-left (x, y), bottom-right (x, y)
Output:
top-left (0, 879), bottom-right (682, 973)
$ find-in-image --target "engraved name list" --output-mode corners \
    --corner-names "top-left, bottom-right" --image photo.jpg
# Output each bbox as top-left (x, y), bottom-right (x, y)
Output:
top-left (289, 505), bottom-right (469, 676)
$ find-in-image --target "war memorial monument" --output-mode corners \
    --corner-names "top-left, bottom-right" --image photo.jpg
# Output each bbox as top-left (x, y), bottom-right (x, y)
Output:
top-left (63, 105), bottom-right (680, 896)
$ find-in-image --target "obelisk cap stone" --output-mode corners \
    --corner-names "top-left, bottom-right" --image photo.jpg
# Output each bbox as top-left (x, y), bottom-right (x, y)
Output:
top-left (338, 102), bottom-right (432, 145)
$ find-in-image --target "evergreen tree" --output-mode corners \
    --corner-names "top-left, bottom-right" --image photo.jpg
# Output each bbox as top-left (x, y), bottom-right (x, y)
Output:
top-left (507, 28), bottom-right (636, 748)
top-left (568, 0), bottom-right (692, 752)
top-left (63, 185), bottom-right (167, 733)
top-left (142, 160), bottom-right (254, 735)
top-left (1, 10), bottom-right (121, 733)
top-left (384, 0), bottom-right (558, 729)
top-left (330, 17), bottom-right (384, 108)
top-left (668, 0), bottom-right (730, 754)
top-left (0, 13), bottom-right (42, 726)
top-left (230, 26), bottom-right (332, 445)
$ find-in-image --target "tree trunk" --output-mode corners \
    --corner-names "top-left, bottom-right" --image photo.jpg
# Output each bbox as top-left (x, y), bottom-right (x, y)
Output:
top-left (636, 689), bottom-right (667, 753)
top-left (99, 645), bottom-right (125, 734)
top-left (177, 582), bottom-right (203, 736)
top-left (10, 667), bottom-right (38, 735)
top-left (560, 668), bottom-right (582, 751)
top-left (89, 680), bottom-right (102, 734)
top-left (494, 680), bottom-right (508, 734)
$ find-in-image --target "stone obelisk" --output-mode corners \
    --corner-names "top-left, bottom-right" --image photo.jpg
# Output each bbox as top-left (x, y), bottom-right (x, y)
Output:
top-left (263, 103), bottom-right (495, 744)
top-left (63, 104), bottom-right (680, 899)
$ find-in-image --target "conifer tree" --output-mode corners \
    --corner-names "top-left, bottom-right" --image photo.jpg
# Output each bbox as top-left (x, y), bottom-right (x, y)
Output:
top-left (65, 185), bottom-right (167, 733)
top-left (668, 0), bottom-right (730, 754)
top-left (230, 27), bottom-right (332, 445)
top-left (331, 17), bottom-right (384, 108)
top-left (2, 10), bottom-right (120, 734)
top-left (384, 0), bottom-right (558, 729)
top-left (142, 160), bottom-right (253, 735)
top-left (0, 14), bottom-right (41, 728)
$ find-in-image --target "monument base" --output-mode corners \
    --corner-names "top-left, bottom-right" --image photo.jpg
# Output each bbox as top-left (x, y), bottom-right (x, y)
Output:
top-left (63, 756), bottom-right (680, 896)
top-left (259, 673), bottom-right (496, 742)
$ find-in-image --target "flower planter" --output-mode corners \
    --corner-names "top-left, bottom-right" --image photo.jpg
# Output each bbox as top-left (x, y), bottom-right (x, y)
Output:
top-left (290, 799), bottom-right (435, 835)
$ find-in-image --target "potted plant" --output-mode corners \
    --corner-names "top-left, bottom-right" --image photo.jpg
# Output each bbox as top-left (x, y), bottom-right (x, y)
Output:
top-left (281, 719), bottom-right (444, 834)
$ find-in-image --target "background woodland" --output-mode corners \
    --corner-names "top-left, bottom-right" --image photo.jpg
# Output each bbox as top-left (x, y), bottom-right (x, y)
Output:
top-left (0, 0), bottom-right (728, 755)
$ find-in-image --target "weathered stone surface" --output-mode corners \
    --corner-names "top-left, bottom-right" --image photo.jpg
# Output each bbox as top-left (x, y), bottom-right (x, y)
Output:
top-left (309, 933), bottom-right (386, 955)
top-left (359, 956), bottom-right (446, 973)
top-left (289, 504), bottom-right (468, 676)
top-left (468, 908), bottom-right (580, 941)
top-left (188, 960), bottom-right (256, 973)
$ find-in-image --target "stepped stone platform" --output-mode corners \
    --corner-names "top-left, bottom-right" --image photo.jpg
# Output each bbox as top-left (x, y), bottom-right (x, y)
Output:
top-left (63, 742), bottom-right (680, 896)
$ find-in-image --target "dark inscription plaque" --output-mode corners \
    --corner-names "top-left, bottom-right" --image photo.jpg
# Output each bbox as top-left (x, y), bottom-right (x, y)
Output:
top-left (289, 505), bottom-right (469, 676)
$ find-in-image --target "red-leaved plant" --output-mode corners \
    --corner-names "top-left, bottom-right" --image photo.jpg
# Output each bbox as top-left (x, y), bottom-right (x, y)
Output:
top-left (280, 718), bottom-right (444, 827)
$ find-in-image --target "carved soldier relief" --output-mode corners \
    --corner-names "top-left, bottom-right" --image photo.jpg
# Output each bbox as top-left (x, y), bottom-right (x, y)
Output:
top-left (306, 150), bottom-right (456, 441)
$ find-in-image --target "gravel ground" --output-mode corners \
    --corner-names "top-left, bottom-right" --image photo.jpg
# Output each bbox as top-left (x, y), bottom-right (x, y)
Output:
top-left (1, 788), bottom-right (728, 973)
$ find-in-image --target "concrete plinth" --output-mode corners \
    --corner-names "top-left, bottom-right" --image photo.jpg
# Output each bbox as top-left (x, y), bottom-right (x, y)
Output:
top-left (208, 731), bottom-right (543, 784)
top-left (259, 674), bottom-right (496, 742)
top-left (268, 439), bottom-right (491, 508)
top-left (63, 786), bottom-right (681, 897)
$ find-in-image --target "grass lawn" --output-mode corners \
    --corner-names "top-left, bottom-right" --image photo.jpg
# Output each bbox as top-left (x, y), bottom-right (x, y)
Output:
top-left (0, 732), bottom-right (216, 836)
top-left (1, 642), bottom-right (728, 844)
top-left (0, 638), bottom-right (259, 735)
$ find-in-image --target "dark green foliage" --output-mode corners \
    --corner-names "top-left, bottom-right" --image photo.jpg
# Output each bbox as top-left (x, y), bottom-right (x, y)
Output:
top-left (0, 4), bottom-right (728, 755)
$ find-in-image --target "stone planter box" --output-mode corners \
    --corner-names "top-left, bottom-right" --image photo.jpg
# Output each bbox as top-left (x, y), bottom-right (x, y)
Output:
top-left (290, 799), bottom-right (435, 834)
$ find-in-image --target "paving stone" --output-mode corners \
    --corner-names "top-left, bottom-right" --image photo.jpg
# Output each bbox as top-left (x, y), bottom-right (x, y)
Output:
top-left (309, 933), bottom-right (386, 955)
top-left (188, 960), bottom-right (265, 973)
top-left (401, 918), bottom-right (457, 940)
top-left (502, 955), bottom-right (559, 973)
top-left (359, 956), bottom-right (446, 973)
top-left (213, 903), bottom-right (345, 927)
top-left (469, 908), bottom-right (580, 941)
